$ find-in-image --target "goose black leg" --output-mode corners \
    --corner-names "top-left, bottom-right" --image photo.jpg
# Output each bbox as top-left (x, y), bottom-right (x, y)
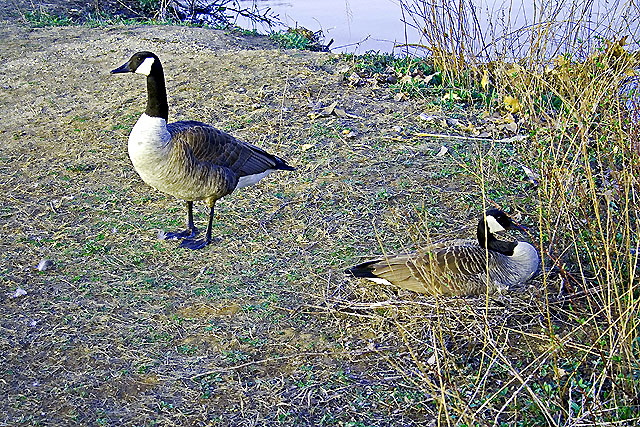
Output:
top-left (180, 202), bottom-right (215, 250)
top-left (162, 201), bottom-right (199, 240)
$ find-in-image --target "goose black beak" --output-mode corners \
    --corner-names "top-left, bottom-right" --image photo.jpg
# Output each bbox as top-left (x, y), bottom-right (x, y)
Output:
top-left (111, 62), bottom-right (131, 74)
top-left (512, 223), bottom-right (529, 232)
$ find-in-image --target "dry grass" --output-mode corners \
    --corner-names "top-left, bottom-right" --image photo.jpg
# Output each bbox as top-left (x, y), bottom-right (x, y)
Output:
top-left (0, 21), bottom-right (465, 426)
top-left (387, 1), bottom-right (640, 425)
top-left (1, 1), bottom-right (639, 426)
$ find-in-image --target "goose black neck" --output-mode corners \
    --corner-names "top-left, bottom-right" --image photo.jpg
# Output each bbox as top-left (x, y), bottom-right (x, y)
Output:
top-left (145, 63), bottom-right (168, 120)
top-left (477, 217), bottom-right (517, 255)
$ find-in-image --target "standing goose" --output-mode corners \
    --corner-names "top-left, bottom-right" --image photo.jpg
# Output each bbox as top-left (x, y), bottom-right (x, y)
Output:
top-left (111, 51), bottom-right (294, 250)
top-left (345, 209), bottom-right (539, 296)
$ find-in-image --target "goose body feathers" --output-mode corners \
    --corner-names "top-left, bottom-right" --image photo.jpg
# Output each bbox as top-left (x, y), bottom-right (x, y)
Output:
top-left (112, 51), bottom-right (293, 249)
top-left (346, 209), bottom-right (539, 296)
top-left (128, 115), bottom-right (290, 201)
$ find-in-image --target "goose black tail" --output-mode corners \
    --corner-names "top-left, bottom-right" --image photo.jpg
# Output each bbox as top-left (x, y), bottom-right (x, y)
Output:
top-left (274, 156), bottom-right (295, 171)
top-left (345, 260), bottom-right (379, 278)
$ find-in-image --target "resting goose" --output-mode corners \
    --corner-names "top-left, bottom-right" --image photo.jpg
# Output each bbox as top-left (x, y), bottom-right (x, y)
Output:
top-left (111, 51), bottom-right (294, 250)
top-left (345, 209), bottom-right (539, 296)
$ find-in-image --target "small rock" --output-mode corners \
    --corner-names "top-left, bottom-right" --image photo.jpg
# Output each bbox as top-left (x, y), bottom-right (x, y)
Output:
top-left (347, 72), bottom-right (363, 86)
top-left (426, 353), bottom-right (437, 365)
top-left (419, 113), bottom-right (439, 122)
top-left (13, 288), bottom-right (27, 298)
top-left (446, 118), bottom-right (460, 128)
top-left (521, 165), bottom-right (540, 185)
top-left (309, 101), bottom-right (324, 110)
top-left (36, 259), bottom-right (54, 271)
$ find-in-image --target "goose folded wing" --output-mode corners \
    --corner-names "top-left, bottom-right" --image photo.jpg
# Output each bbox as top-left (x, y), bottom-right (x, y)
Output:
top-left (432, 245), bottom-right (489, 276)
top-left (168, 121), bottom-right (286, 176)
top-left (365, 255), bottom-right (435, 294)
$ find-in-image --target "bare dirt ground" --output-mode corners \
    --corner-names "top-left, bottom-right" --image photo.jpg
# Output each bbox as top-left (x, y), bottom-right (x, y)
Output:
top-left (0, 3), bottom-right (555, 426)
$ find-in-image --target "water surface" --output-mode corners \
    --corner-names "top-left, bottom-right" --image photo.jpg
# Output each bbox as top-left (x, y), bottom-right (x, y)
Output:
top-left (238, 0), bottom-right (415, 53)
top-left (237, 0), bottom-right (638, 56)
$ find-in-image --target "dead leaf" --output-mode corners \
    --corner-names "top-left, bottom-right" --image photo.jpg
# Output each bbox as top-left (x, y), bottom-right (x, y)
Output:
top-left (503, 95), bottom-right (521, 113)
top-left (394, 92), bottom-right (407, 101)
top-left (442, 92), bottom-right (461, 102)
top-left (322, 101), bottom-right (338, 116)
top-left (334, 106), bottom-right (347, 118)
top-left (435, 146), bottom-right (448, 157)
top-left (521, 165), bottom-right (539, 185)
top-left (348, 72), bottom-right (363, 86)
top-left (459, 123), bottom-right (479, 135)
top-left (426, 353), bottom-right (437, 365)
top-left (399, 74), bottom-right (413, 84)
top-left (423, 73), bottom-right (437, 85)
top-left (481, 69), bottom-right (489, 91)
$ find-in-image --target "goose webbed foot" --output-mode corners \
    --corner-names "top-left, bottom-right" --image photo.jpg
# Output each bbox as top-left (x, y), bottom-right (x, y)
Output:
top-left (179, 238), bottom-right (209, 250)
top-left (161, 227), bottom-right (199, 240)
top-left (160, 201), bottom-right (199, 240)
top-left (170, 201), bottom-right (216, 250)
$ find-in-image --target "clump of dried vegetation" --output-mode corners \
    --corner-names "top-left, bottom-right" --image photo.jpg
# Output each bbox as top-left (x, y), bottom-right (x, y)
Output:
top-left (1, 0), bottom-right (639, 426)
top-left (335, 0), bottom-right (640, 424)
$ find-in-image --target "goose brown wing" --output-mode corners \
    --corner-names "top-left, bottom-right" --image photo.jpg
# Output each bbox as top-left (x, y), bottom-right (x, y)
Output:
top-left (431, 245), bottom-right (489, 276)
top-left (350, 241), bottom-right (491, 295)
top-left (354, 254), bottom-right (438, 294)
top-left (168, 121), bottom-right (292, 176)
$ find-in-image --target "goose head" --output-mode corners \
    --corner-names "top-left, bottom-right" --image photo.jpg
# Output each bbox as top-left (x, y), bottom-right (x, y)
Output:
top-left (479, 209), bottom-right (527, 254)
top-left (484, 208), bottom-right (526, 233)
top-left (111, 51), bottom-right (168, 120)
top-left (111, 51), bottom-right (161, 76)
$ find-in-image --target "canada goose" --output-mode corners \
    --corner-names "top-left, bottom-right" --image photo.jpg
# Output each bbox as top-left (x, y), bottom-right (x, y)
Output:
top-left (111, 51), bottom-right (294, 250)
top-left (345, 209), bottom-right (539, 296)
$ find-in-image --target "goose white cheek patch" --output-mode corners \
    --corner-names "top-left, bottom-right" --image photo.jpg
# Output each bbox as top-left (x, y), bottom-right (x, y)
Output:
top-left (135, 57), bottom-right (155, 76)
top-left (485, 215), bottom-right (506, 233)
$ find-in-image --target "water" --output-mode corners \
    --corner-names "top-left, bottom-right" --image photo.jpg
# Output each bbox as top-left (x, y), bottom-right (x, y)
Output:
top-left (237, 0), bottom-right (638, 56)
top-left (237, 0), bottom-right (416, 53)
